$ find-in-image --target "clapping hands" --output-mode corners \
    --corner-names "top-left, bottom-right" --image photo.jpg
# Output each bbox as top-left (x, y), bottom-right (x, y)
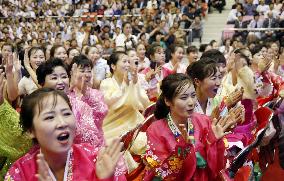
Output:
top-left (96, 139), bottom-right (123, 179)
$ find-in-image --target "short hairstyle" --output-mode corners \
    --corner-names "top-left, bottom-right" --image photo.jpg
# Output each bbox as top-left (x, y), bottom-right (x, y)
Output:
top-left (200, 49), bottom-right (226, 65)
top-left (36, 58), bottom-right (70, 86)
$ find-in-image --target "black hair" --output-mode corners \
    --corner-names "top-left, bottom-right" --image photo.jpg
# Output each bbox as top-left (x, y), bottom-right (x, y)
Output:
top-left (28, 46), bottom-right (45, 59)
top-left (154, 73), bottom-right (192, 119)
top-left (50, 45), bottom-right (65, 58)
top-left (122, 21), bottom-right (131, 32)
top-left (186, 46), bottom-right (198, 54)
top-left (168, 44), bottom-right (183, 60)
top-left (20, 88), bottom-right (72, 133)
top-left (200, 49), bottom-right (226, 65)
top-left (1, 42), bottom-right (14, 52)
top-left (67, 47), bottom-right (79, 57)
top-left (84, 46), bottom-right (98, 55)
top-left (108, 51), bottom-right (127, 73)
top-left (187, 57), bottom-right (218, 84)
top-left (209, 40), bottom-right (217, 46)
top-left (69, 54), bottom-right (93, 71)
top-left (147, 43), bottom-right (163, 58)
top-left (234, 49), bottom-right (251, 66)
top-left (36, 58), bottom-right (70, 86)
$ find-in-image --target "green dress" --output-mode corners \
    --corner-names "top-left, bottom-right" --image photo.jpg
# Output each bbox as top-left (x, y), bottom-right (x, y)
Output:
top-left (0, 100), bottom-right (32, 179)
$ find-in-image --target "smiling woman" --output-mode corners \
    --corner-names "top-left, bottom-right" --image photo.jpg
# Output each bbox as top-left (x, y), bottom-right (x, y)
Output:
top-left (5, 88), bottom-right (126, 181)
top-left (143, 73), bottom-right (234, 180)
top-left (187, 57), bottom-right (221, 116)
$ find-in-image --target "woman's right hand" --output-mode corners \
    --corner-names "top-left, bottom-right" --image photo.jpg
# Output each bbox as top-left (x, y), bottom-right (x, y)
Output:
top-left (0, 70), bottom-right (5, 105)
top-left (225, 88), bottom-right (244, 109)
top-left (95, 139), bottom-right (123, 179)
top-left (36, 153), bottom-right (52, 181)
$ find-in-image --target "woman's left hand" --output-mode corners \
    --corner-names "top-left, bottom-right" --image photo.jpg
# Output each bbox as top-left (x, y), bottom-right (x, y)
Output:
top-left (211, 115), bottom-right (236, 140)
top-left (95, 139), bottom-right (123, 179)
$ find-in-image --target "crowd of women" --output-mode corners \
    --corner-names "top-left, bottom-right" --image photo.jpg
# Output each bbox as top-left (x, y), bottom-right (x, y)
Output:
top-left (0, 27), bottom-right (284, 180)
top-left (0, 1), bottom-right (284, 180)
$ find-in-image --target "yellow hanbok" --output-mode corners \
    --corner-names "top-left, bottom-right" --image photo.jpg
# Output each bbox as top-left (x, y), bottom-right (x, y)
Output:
top-left (100, 77), bottom-right (150, 143)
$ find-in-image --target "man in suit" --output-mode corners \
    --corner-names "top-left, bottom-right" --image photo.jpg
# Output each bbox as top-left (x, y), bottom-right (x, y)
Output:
top-left (234, 12), bottom-right (249, 39)
top-left (137, 0), bottom-right (147, 9)
top-left (263, 11), bottom-right (279, 39)
top-left (248, 12), bottom-right (263, 39)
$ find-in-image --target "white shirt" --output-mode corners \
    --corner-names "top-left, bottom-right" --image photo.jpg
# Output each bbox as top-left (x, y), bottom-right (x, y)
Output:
top-left (18, 76), bottom-right (38, 95)
top-left (115, 33), bottom-right (137, 48)
top-left (194, 98), bottom-right (213, 116)
top-left (92, 58), bottom-right (110, 81)
top-left (227, 9), bottom-right (238, 22)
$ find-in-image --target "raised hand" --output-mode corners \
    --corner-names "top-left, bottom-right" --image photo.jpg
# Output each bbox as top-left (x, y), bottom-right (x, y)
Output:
top-left (23, 48), bottom-right (31, 70)
top-left (36, 153), bottom-right (53, 181)
top-left (95, 139), bottom-right (123, 179)
top-left (0, 71), bottom-right (5, 105)
top-left (258, 56), bottom-right (273, 73)
top-left (5, 53), bottom-right (14, 75)
top-left (211, 115), bottom-right (236, 140)
top-left (179, 124), bottom-right (189, 143)
top-left (225, 88), bottom-right (244, 109)
top-left (13, 52), bottom-right (22, 72)
top-left (210, 106), bottom-right (220, 120)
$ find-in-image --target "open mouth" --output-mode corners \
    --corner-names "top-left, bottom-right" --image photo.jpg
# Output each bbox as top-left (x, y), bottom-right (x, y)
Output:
top-left (213, 88), bottom-right (219, 94)
top-left (56, 86), bottom-right (65, 91)
top-left (57, 132), bottom-right (70, 142)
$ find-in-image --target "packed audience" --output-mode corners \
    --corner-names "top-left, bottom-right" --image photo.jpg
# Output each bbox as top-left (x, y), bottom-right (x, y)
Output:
top-left (0, 0), bottom-right (284, 181)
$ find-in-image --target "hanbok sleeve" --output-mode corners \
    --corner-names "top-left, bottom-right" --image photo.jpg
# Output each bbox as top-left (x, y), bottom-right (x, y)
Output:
top-left (81, 88), bottom-right (108, 129)
top-left (192, 114), bottom-right (226, 179)
top-left (0, 100), bottom-right (32, 178)
top-left (99, 78), bottom-right (125, 108)
top-left (100, 78), bottom-right (150, 111)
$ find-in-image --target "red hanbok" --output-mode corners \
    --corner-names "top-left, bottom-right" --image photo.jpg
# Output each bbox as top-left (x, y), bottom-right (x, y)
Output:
top-left (5, 144), bottom-right (126, 181)
top-left (143, 113), bottom-right (226, 181)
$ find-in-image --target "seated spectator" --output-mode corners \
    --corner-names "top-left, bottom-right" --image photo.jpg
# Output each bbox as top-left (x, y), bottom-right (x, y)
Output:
top-left (234, 12), bottom-right (249, 39)
top-left (243, 0), bottom-right (257, 16)
top-left (189, 16), bottom-right (203, 43)
top-left (227, 3), bottom-right (243, 24)
top-left (256, 0), bottom-right (270, 15)
top-left (115, 22), bottom-right (137, 49)
top-left (248, 12), bottom-right (263, 39)
top-left (263, 11), bottom-right (279, 39)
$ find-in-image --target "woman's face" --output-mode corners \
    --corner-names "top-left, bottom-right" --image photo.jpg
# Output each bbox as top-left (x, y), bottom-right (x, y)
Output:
top-left (271, 43), bottom-right (279, 54)
top-left (218, 63), bottom-right (227, 78)
top-left (123, 23), bottom-right (132, 35)
top-left (54, 47), bottom-right (67, 62)
top-left (197, 69), bottom-right (222, 98)
top-left (44, 66), bottom-right (70, 93)
top-left (166, 83), bottom-right (197, 121)
top-left (112, 54), bottom-right (130, 76)
top-left (31, 94), bottom-right (75, 155)
top-left (136, 44), bottom-right (146, 59)
top-left (87, 47), bottom-right (100, 64)
top-left (68, 49), bottom-right (80, 62)
top-left (172, 47), bottom-right (184, 62)
top-left (1, 45), bottom-right (12, 60)
top-left (73, 65), bottom-right (92, 89)
top-left (127, 50), bottom-right (139, 69)
top-left (261, 47), bottom-right (267, 56)
top-left (154, 48), bottom-right (166, 64)
top-left (45, 45), bottom-right (52, 59)
top-left (30, 49), bottom-right (46, 70)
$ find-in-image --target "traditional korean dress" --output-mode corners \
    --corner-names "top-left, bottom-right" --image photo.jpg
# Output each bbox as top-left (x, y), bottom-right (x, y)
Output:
top-left (100, 77), bottom-right (150, 143)
top-left (68, 87), bottom-right (108, 148)
top-left (143, 113), bottom-right (226, 180)
top-left (5, 144), bottom-right (126, 181)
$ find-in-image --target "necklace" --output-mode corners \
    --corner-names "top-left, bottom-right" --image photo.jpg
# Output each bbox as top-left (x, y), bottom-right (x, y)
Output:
top-left (167, 113), bottom-right (207, 169)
